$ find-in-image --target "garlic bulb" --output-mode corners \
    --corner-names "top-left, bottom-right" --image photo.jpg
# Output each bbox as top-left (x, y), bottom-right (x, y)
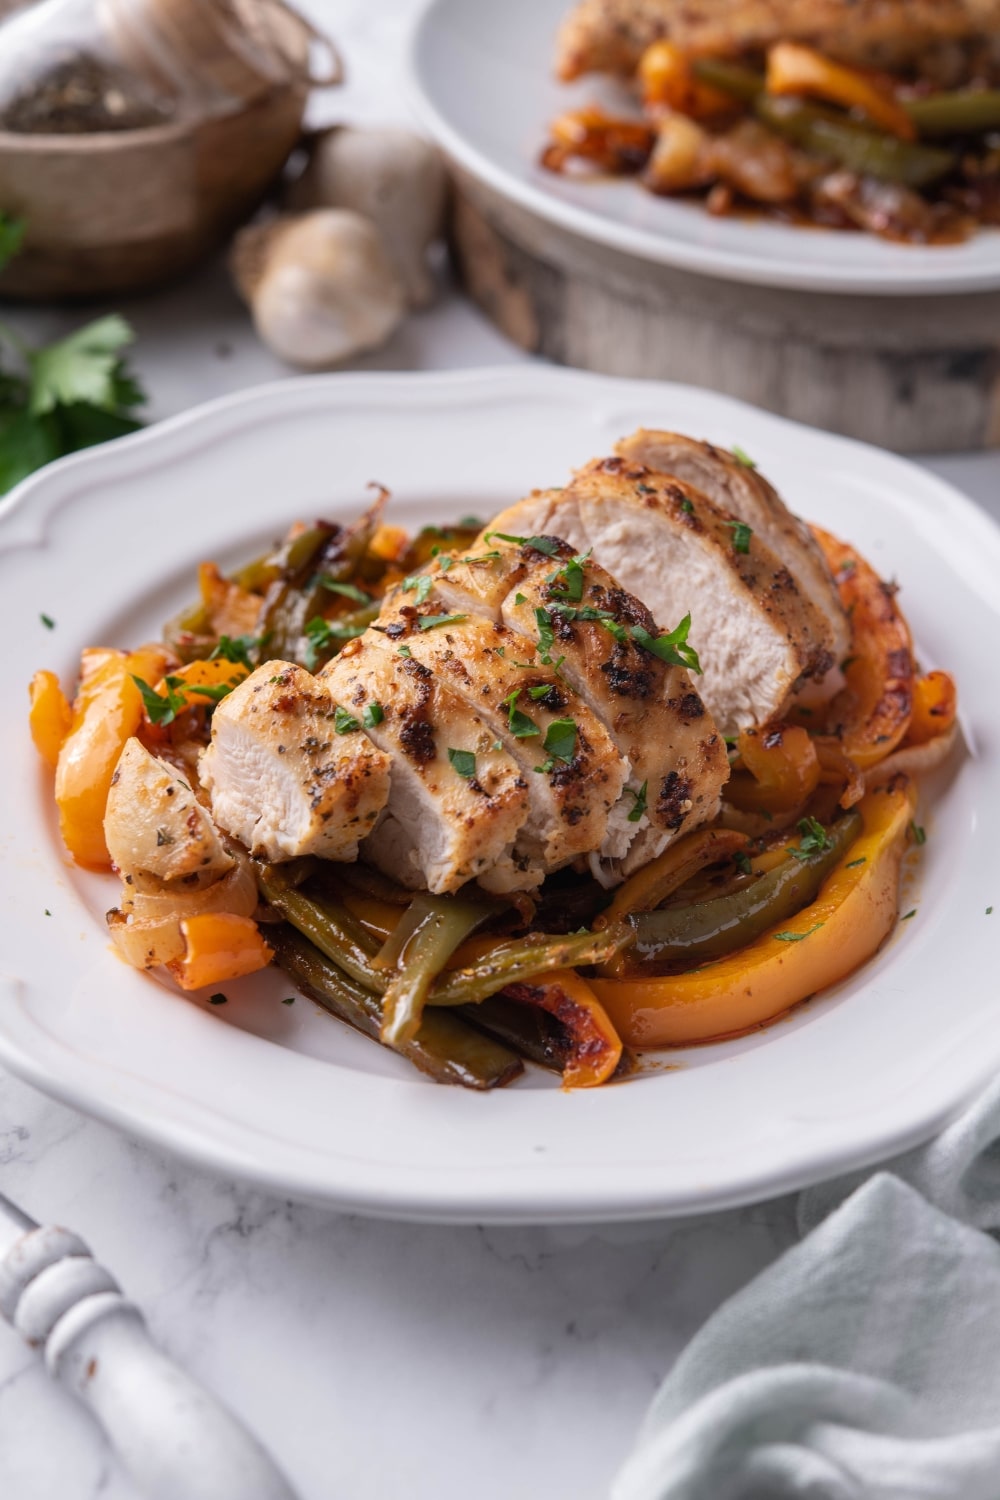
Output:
top-left (286, 126), bottom-right (448, 309)
top-left (231, 209), bottom-right (406, 369)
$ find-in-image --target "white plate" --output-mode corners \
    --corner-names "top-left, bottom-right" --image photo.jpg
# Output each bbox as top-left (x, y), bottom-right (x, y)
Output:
top-left (407, 0), bottom-right (1000, 296)
top-left (1, 367), bottom-right (997, 1223)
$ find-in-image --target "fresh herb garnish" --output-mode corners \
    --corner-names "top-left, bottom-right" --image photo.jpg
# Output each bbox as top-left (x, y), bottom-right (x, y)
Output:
top-left (734, 850), bottom-right (752, 874)
top-left (282, 996), bottom-right (296, 1006)
top-left (789, 816), bottom-right (832, 861)
top-left (418, 613), bottom-right (467, 631)
top-left (548, 550), bottom-right (590, 605)
top-left (401, 572), bottom-right (434, 606)
top-left (514, 592), bottom-right (528, 605)
top-left (210, 634), bottom-right (263, 669)
top-left (455, 550), bottom-right (501, 569)
top-left (458, 514), bottom-right (484, 529)
top-left (535, 606), bottom-right (555, 663)
top-left (630, 614), bottom-right (702, 674)
top-left (39, 612), bottom-right (55, 629)
top-left (397, 645), bottom-right (412, 658)
top-left (333, 706), bottom-right (360, 735)
top-left (627, 782), bottom-right (648, 824)
top-left (131, 674), bottom-right (186, 726)
top-left (315, 578), bottom-right (372, 605)
top-left (484, 531), bottom-right (561, 556)
top-left (901, 909), bottom-right (917, 921)
top-left (362, 703), bottom-right (384, 728)
top-left (502, 688), bottom-right (539, 739)
top-left (725, 520), bottom-right (753, 554)
top-left (774, 924), bottom-right (823, 942)
top-left (845, 857), bottom-right (867, 869)
top-left (543, 717), bottom-right (577, 763)
top-left (303, 615), bottom-right (365, 669)
top-left (910, 822), bottom-right (927, 846)
top-left (165, 674), bottom-right (239, 707)
top-left (731, 445), bottom-right (757, 469)
top-left (679, 497), bottom-right (694, 514)
top-left (447, 747), bottom-right (477, 778)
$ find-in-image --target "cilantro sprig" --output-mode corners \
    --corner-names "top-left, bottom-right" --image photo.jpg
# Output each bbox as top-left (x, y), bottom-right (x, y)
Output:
top-left (789, 816), bottom-right (833, 861)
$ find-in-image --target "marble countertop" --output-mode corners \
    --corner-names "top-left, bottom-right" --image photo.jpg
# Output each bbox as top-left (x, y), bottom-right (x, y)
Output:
top-left (1, 3), bottom-right (997, 1496)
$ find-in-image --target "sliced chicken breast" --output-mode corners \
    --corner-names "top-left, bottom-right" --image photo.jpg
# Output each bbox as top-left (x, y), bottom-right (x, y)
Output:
top-left (616, 429), bottom-right (850, 663)
top-left (106, 737), bottom-right (236, 892)
top-left (484, 457), bottom-right (832, 735)
top-left (556, 0), bottom-right (1000, 81)
top-left (422, 535), bottom-right (729, 873)
top-left (320, 640), bottom-right (531, 894)
top-left (200, 661), bottom-right (392, 862)
top-left (367, 601), bottom-right (627, 881)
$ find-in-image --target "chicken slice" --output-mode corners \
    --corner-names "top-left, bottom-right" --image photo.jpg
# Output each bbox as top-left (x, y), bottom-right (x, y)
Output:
top-left (366, 602), bottom-right (627, 882)
top-left (200, 661), bottom-right (391, 862)
top-left (483, 457), bottom-right (832, 735)
top-left (615, 429), bottom-right (850, 663)
top-left (105, 737), bottom-right (235, 892)
top-left (320, 640), bottom-right (530, 894)
top-left (556, 0), bottom-right (1000, 81)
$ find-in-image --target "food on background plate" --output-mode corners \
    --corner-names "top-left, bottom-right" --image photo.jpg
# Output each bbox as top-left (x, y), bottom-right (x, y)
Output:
top-left (543, 0), bottom-right (1000, 242)
top-left (29, 434), bottom-right (957, 1089)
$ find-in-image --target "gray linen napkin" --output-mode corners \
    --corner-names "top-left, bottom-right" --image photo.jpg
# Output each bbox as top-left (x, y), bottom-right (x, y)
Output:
top-left (613, 1078), bottom-right (1000, 1500)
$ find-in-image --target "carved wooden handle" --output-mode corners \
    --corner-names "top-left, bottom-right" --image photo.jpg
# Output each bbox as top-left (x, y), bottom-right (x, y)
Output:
top-left (0, 1220), bottom-right (297, 1500)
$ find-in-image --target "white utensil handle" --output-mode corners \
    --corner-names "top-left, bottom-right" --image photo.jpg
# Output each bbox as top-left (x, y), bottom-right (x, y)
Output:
top-left (0, 1223), bottom-right (297, 1500)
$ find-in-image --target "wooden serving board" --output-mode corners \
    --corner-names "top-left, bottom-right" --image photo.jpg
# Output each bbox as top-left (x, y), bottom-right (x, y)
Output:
top-left (450, 170), bottom-right (1000, 454)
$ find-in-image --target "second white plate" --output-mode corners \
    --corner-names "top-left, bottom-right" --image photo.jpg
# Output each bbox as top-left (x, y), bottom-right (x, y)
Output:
top-left (407, 0), bottom-right (1000, 296)
top-left (0, 367), bottom-right (997, 1222)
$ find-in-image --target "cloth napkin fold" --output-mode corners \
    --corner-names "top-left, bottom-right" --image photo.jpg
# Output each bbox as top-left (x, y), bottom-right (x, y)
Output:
top-left (613, 1078), bottom-right (1000, 1500)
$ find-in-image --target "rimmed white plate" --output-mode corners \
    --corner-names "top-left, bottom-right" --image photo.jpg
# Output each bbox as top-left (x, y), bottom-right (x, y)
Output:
top-left (407, 0), bottom-right (1000, 296)
top-left (1, 367), bottom-right (997, 1223)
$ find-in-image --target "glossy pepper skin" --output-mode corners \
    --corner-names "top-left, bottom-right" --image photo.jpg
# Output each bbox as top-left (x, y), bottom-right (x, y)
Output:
top-left (591, 779), bottom-right (917, 1048)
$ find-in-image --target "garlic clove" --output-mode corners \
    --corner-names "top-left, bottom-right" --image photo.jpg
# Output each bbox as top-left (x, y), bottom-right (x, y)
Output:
top-left (231, 208), bottom-right (406, 370)
top-left (286, 126), bottom-right (448, 309)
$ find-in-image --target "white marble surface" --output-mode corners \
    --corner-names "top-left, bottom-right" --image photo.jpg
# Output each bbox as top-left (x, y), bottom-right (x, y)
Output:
top-left (1, 3), bottom-right (998, 1497)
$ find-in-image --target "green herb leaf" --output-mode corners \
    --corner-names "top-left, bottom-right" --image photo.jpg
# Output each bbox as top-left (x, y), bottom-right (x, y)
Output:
top-left (282, 996), bottom-right (296, 1006)
top-left (131, 674), bottom-right (185, 726)
top-left (679, 497), bottom-right (694, 515)
top-left (528, 684), bottom-right (554, 700)
top-left (40, 612), bottom-right (55, 629)
top-left (447, 747), bottom-right (477, 778)
top-left (909, 821), bottom-right (927, 846)
top-left (543, 717), bottom-right (577, 763)
top-left (402, 572), bottom-right (434, 606)
top-left (535, 606), bottom-right (555, 663)
top-left (627, 782), bottom-right (648, 823)
top-left (458, 514), bottom-right (485, 528)
top-left (334, 706), bottom-right (360, 735)
top-left (302, 615), bottom-right (366, 669)
top-left (630, 614), bottom-right (702, 674)
top-left (774, 924), bottom-right (824, 943)
top-left (29, 314), bottom-right (143, 417)
top-left (210, 634), bottom-right (263, 669)
top-left (731, 444), bottom-right (757, 469)
top-left (725, 520), bottom-right (753, 554)
top-left (845, 857), bottom-right (867, 869)
top-left (789, 816), bottom-right (832, 861)
top-left (502, 688), bottom-right (539, 739)
top-left (397, 645), bottom-right (412, 658)
top-left (548, 550), bottom-right (589, 604)
top-left (362, 702), bottom-right (384, 728)
top-left (418, 613), bottom-right (467, 631)
top-left (315, 578), bottom-right (372, 605)
top-left (514, 592), bottom-right (528, 605)
top-left (0, 214), bottom-right (25, 272)
top-left (734, 850), bottom-right (753, 874)
top-left (485, 531), bottom-right (561, 556)
top-left (901, 909), bottom-right (917, 921)
top-left (533, 758), bottom-right (555, 774)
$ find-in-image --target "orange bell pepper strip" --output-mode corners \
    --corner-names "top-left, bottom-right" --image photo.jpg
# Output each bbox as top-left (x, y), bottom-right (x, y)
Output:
top-left (504, 969), bottom-right (623, 1089)
top-left (905, 670), bottom-right (957, 747)
top-left (591, 778), bottom-right (916, 1049)
top-left (728, 724), bottom-right (822, 814)
top-left (766, 43), bottom-right (916, 141)
top-left (167, 913), bottom-right (273, 992)
top-left (28, 670), bottom-right (72, 769)
top-left (640, 41), bottom-right (736, 119)
top-left (812, 526), bottom-right (914, 769)
top-left (54, 645), bottom-right (173, 869)
top-left (598, 827), bottom-right (750, 928)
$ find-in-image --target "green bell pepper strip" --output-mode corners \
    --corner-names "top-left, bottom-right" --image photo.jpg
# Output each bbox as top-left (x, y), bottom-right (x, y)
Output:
top-left (755, 96), bottom-right (956, 186)
top-left (906, 89), bottom-right (1000, 139)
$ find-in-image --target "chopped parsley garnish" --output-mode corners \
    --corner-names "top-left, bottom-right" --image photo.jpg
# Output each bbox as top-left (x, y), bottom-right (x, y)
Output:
top-left (502, 688), bottom-right (539, 739)
top-left (988, 907), bottom-right (994, 915)
top-left (909, 822), bottom-right (927, 846)
top-left (282, 996), bottom-right (296, 1006)
top-left (525, 684), bottom-right (551, 700)
top-left (315, 578), bottom-right (372, 605)
top-left (209, 993), bottom-right (228, 1005)
top-left (901, 909), bottom-right (917, 921)
top-left (514, 592), bottom-right (528, 605)
top-left (548, 550), bottom-right (590, 605)
top-left (40, 612), bottom-right (55, 629)
top-left (484, 531), bottom-right (561, 556)
top-left (679, 498), bottom-right (694, 515)
top-left (166, 675), bottom-right (239, 707)
top-left (627, 782), bottom-right (648, 824)
top-left (535, 606), bottom-right (555, 662)
top-left (458, 514), bottom-right (485, 529)
top-left (455, 550), bottom-right (501, 569)
top-left (734, 850), bottom-right (753, 874)
top-left (210, 634), bottom-right (264, 669)
top-left (789, 816), bottom-right (832, 861)
top-left (131, 675), bottom-right (186, 726)
top-left (598, 617), bottom-right (629, 645)
top-left (397, 645), bottom-right (412, 658)
top-left (534, 759), bottom-right (555, 774)
top-left (438, 554), bottom-right (454, 572)
top-left (725, 520), bottom-right (753, 554)
top-left (401, 572), bottom-right (434, 606)
top-left (333, 706), bottom-right (360, 735)
top-left (731, 445), bottom-right (757, 469)
top-left (447, 747), bottom-right (477, 778)
top-left (362, 703), bottom-right (384, 728)
top-left (418, 612), bottom-right (467, 631)
top-left (491, 739), bottom-right (503, 752)
top-left (630, 614), bottom-right (702, 674)
top-left (303, 615), bottom-right (366, 669)
top-left (845, 857), bottom-right (867, 869)
top-left (543, 717), bottom-right (577, 763)
top-left (774, 924), bottom-right (823, 942)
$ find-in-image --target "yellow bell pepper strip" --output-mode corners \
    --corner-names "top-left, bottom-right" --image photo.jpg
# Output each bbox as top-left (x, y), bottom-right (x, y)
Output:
top-left (727, 723), bottom-right (822, 815)
top-left (597, 827), bottom-right (750, 929)
top-left (765, 42), bottom-right (916, 141)
top-left (54, 645), bottom-right (172, 868)
top-left (499, 970), bottom-right (623, 1089)
top-left (812, 526), bottom-right (914, 769)
top-left (166, 912), bottom-right (272, 992)
top-left (640, 41), bottom-right (737, 120)
top-left (905, 670), bottom-right (957, 747)
top-left (28, 670), bottom-right (72, 769)
top-left (591, 779), bottom-right (916, 1048)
